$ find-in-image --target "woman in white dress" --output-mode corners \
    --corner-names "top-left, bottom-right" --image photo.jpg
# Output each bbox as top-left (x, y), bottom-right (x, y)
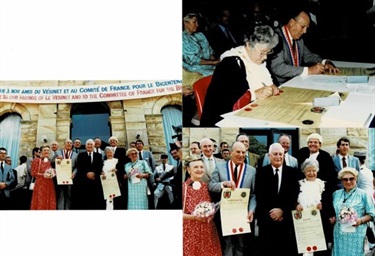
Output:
top-left (102, 146), bottom-right (118, 210)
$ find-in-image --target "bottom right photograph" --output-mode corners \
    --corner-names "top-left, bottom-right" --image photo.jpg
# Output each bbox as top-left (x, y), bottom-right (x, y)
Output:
top-left (181, 127), bottom-right (375, 256)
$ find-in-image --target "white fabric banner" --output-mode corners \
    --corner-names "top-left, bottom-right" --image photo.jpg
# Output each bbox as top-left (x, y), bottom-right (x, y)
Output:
top-left (0, 80), bottom-right (182, 103)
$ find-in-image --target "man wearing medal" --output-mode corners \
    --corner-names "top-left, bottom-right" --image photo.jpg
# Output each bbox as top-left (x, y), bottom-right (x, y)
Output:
top-left (55, 138), bottom-right (78, 210)
top-left (209, 142), bottom-right (256, 256)
top-left (270, 8), bottom-right (339, 85)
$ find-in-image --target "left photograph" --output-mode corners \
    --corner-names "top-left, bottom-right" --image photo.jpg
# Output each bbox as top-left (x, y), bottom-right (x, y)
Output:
top-left (0, 80), bottom-right (182, 211)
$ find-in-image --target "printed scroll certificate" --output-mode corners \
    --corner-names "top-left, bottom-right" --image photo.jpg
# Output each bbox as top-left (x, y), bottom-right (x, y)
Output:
top-left (100, 172), bottom-right (121, 200)
top-left (220, 188), bottom-right (251, 236)
top-left (292, 206), bottom-right (327, 254)
top-left (55, 159), bottom-right (73, 185)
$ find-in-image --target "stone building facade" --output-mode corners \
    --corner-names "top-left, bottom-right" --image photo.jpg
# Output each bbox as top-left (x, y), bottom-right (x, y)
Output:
top-left (0, 80), bottom-right (182, 163)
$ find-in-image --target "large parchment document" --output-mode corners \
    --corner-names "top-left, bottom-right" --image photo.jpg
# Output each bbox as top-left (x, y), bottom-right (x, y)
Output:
top-left (100, 171), bottom-right (121, 199)
top-left (220, 188), bottom-right (250, 236)
top-left (55, 159), bottom-right (73, 185)
top-left (234, 87), bottom-right (349, 127)
top-left (325, 67), bottom-right (375, 76)
top-left (292, 206), bottom-right (327, 254)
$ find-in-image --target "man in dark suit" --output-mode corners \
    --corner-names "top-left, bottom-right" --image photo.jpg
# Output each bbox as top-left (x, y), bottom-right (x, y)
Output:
top-left (256, 143), bottom-right (299, 255)
top-left (0, 147), bottom-right (16, 210)
top-left (297, 132), bottom-right (337, 251)
top-left (108, 136), bottom-right (128, 166)
top-left (73, 139), bottom-right (105, 210)
top-left (207, 7), bottom-right (239, 59)
top-left (269, 9), bottom-right (339, 85)
top-left (55, 138), bottom-right (78, 210)
top-left (209, 142), bottom-right (256, 256)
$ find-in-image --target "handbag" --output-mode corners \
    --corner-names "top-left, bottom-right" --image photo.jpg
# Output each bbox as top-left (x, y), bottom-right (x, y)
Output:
top-left (29, 159), bottom-right (41, 190)
top-left (367, 223), bottom-right (375, 244)
top-left (28, 177), bottom-right (35, 190)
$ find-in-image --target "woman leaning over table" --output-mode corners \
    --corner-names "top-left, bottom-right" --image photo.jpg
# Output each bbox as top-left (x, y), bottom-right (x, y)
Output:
top-left (30, 145), bottom-right (56, 210)
top-left (329, 167), bottom-right (375, 256)
top-left (183, 155), bottom-right (221, 256)
top-left (124, 148), bottom-right (152, 210)
top-left (200, 25), bottom-right (280, 127)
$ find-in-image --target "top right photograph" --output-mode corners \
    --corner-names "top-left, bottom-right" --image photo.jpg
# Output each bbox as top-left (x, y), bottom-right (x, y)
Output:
top-left (182, 0), bottom-right (375, 128)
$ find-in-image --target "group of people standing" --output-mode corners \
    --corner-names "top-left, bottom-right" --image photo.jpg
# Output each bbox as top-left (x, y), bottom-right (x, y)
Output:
top-left (0, 136), bottom-right (182, 211)
top-left (182, 132), bottom-right (375, 256)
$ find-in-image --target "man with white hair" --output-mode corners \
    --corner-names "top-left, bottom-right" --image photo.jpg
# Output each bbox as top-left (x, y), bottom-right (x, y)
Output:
top-left (73, 139), bottom-right (105, 209)
top-left (200, 137), bottom-right (224, 183)
top-left (108, 136), bottom-right (128, 166)
top-left (55, 138), bottom-right (78, 210)
top-left (256, 143), bottom-right (300, 255)
top-left (209, 142), bottom-right (256, 256)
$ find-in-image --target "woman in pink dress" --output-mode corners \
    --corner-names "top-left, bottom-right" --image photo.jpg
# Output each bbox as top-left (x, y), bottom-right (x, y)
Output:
top-left (30, 145), bottom-right (56, 210)
top-left (183, 155), bottom-right (221, 256)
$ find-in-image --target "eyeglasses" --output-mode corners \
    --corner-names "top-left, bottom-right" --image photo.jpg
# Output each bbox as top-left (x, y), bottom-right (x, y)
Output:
top-left (342, 177), bottom-right (355, 182)
top-left (130, 153), bottom-right (138, 156)
top-left (254, 45), bottom-right (273, 56)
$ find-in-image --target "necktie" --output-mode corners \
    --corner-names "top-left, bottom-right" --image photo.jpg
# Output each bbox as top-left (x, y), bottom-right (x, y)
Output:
top-left (65, 151), bottom-right (69, 159)
top-left (163, 164), bottom-right (166, 171)
top-left (225, 27), bottom-right (236, 46)
top-left (274, 168), bottom-right (279, 194)
top-left (139, 152), bottom-right (143, 160)
top-left (1, 162), bottom-right (4, 175)
top-left (245, 154), bottom-right (250, 165)
top-left (342, 157), bottom-right (347, 168)
top-left (233, 165), bottom-right (238, 184)
top-left (89, 152), bottom-right (92, 164)
top-left (292, 40), bottom-right (296, 51)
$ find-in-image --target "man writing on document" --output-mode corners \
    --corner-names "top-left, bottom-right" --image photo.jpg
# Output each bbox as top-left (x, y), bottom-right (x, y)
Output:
top-left (270, 8), bottom-right (339, 85)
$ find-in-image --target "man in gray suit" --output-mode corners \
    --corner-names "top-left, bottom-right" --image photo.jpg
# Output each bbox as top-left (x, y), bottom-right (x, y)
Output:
top-left (332, 137), bottom-right (360, 189)
top-left (200, 137), bottom-right (225, 184)
top-left (55, 138), bottom-right (78, 210)
top-left (0, 147), bottom-right (16, 210)
top-left (262, 133), bottom-right (298, 168)
top-left (209, 142), bottom-right (256, 256)
top-left (269, 9), bottom-right (339, 85)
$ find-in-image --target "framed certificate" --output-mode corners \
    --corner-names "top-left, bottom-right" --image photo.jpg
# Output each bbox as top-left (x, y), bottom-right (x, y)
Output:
top-left (100, 171), bottom-right (121, 200)
top-left (292, 206), bottom-right (327, 254)
top-left (55, 159), bottom-right (73, 185)
top-left (220, 188), bottom-right (251, 236)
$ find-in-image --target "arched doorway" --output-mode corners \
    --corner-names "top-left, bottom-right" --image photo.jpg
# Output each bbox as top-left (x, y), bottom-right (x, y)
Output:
top-left (71, 102), bottom-right (111, 149)
top-left (0, 113), bottom-right (22, 168)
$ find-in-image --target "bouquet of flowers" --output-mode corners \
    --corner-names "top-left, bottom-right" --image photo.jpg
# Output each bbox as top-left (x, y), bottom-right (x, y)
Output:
top-left (43, 168), bottom-right (56, 179)
top-left (192, 201), bottom-right (220, 218)
top-left (129, 168), bottom-right (139, 176)
top-left (339, 206), bottom-right (358, 232)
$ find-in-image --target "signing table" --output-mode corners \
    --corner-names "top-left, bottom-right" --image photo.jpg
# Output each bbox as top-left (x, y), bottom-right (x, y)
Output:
top-left (216, 61), bottom-right (375, 127)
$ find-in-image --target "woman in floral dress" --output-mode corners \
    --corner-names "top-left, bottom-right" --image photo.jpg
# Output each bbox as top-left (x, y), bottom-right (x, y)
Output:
top-left (330, 167), bottom-right (375, 255)
top-left (124, 148), bottom-right (152, 210)
top-left (183, 155), bottom-right (221, 256)
top-left (30, 145), bottom-right (56, 210)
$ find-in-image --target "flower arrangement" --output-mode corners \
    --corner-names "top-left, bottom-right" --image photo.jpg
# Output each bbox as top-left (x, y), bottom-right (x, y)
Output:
top-left (192, 201), bottom-right (220, 218)
top-left (339, 206), bottom-right (358, 224)
top-left (129, 168), bottom-right (139, 176)
top-left (43, 168), bottom-right (56, 179)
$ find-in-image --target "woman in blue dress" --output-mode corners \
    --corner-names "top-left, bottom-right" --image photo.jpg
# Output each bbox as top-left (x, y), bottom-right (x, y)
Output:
top-left (330, 167), bottom-right (375, 255)
top-left (124, 148), bottom-right (152, 210)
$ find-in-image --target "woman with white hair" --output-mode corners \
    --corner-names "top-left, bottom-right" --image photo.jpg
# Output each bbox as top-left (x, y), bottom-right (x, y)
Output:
top-left (124, 147), bottom-right (153, 210)
top-left (296, 159), bottom-right (335, 256)
top-left (297, 133), bottom-right (337, 250)
top-left (330, 167), bottom-right (375, 256)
